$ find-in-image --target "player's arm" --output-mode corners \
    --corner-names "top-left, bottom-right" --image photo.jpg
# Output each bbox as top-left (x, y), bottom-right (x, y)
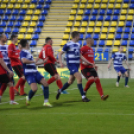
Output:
top-left (36, 57), bottom-right (49, 65)
top-left (124, 56), bottom-right (131, 70)
top-left (21, 58), bottom-right (35, 64)
top-left (58, 51), bottom-right (64, 67)
top-left (108, 58), bottom-right (113, 69)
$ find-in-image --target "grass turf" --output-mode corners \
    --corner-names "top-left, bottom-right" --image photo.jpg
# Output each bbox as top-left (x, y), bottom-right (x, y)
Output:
top-left (0, 78), bottom-right (134, 134)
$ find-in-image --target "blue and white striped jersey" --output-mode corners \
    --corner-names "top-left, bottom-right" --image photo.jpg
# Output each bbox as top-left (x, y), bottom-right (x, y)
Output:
top-left (112, 52), bottom-right (127, 67)
top-left (20, 49), bottom-right (37, 75)
top-left (62, 41), bottom-right (81, 64)
top-left (0, 44), bottom-right (11, 65)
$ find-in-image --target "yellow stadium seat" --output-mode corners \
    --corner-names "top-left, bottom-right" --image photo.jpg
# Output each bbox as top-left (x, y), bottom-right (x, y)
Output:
top-left (120, 15), bottom-right (126, 20)
top-left (70, 10), bottom-right (76, 15)
top-left (103, 21), bottom-right (110, 26)
top-left (10, 0), bottom-right (16, 3)
top-left (115, 4), bottom-right (121, 9)
top-left (81, 0), bottom-right (87, 3)
top-left (94, 4), bottom-right (99, 9)
top-left (94, 27), bottom-right (101, 33)
top-left (14, 4), bottom-right (21, 9)
top-left (114, 40), bottom-right (120, 46)
top-left (27, 10), bottom-right (33, 15)
top-left (22, 21), bottom-right (29, 27)
top-left (74, 0), bottom-right (80, 3)
top-left (100, 34), bottom-right (106, 39)
top-left (67, 21), bottom-right (73, 26)
top-left (108, 4), bottom-right (114, 8)
top-left (88, 21), bottom-right (95, 26)
top-left (32, 16), bottom-right (39, 21)
top-left (7, 4), bottom-right (13, 9)
top-left (123, 47), bottom-right (126, 52)
top-left (76, 15), bottom-right (82, 21)
top-left (109, 27), bottom-right (116, 33)
top-left (34, 10), bottom-right (41, 15)
top-left (61, 40), bottom-right (67, 46)
top-left (29, 4), bottom-right (36, 9)
top-left (72, 4), bottom-right (78, 9)
top-left (72, 27), bottom-right (78, 31)
top-left (118, 21), bottom-right (125, 26)
top-left (29, 21), bottom-right (36, 27)
top-left (111, 21), bottom-right (117, 26)
top-left (112, 47), bottom-right (118, 52)
top-left (122, 3), bottom-right (128, 8)
top-left (80, 27), bottom-right (86, 33)
top-left (127, 15), bottom-right (133, 20)
top-left (101, 4), bottom-right (107, 9)
top-left (3, 0), bottom-right (8, 3)
top-left (25, 34), bottom-right (32, 39)
top-left (77, 9), bottom-right (84, 15)
top-left (79, 4), bottom-right (85, 9)
top-left (22, 4), bottom-right (28, 9)
top-left (87, 4), bottom-right (92, 9)
top-left (108, 34), bottom-right (114, 39)
top-left (17, 0), bottom-right (23, 3)
top-left (88, 0), bottom-right (94, 2)
top-left (7, 40), bottom-right (11, 45)
top-left (96, 21), bottom-right (102, 26)
top-left (102, 0), bottom-right (108, 2)
top-left (27, 28), bottom-right (34, 33)
top-left (74, 21), bottom-right (80, 26)
top-left (109, 0), bottom-right (115, 2)
top-left (116, 0), bottom-right (122, 2)
top-left (101, 27), bottom-right (108, 33)
top-left (64, 28), bottom-right (71, 33)
top-left (121, 9), bottom-right (127, 14)
top-left (20, 27), bottom-right (26, 33)
top-left (128, 9), bottom-right (134, 14)
top-left (68, 16), bottom-right (75, 21)
top-left (81, 21), bottom-right (88, 27)
top-left (25, 15), bottom-right (31, 21)
top-left (87, 27), bottom-right (93, 33)
top-left (106, 40), bottom-right (113, 46)
top-left (25, 0), bottom-right (30, 3)
top-left (95, 0), bottom-right (101, 2)
top-left (18, 34), bottom-right (24, 39)
top-left (63, 34), bottom-right (69, 39)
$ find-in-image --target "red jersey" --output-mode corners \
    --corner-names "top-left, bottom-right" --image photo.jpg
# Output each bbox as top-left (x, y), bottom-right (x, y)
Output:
top-left (39, 44), bottom-right (56, 66)
top-left (80, 45), bottom-right (94, 70)
top-left (0, 51), bottom-right (7, 75)
top-left (8, 43), bottom-right (22, 67)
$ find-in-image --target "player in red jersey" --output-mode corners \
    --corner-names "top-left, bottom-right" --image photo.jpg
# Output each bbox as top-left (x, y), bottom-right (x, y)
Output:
top-left (36, 37), bottom-right (63, 91)
top-left (8, 34), bottom-right (26, 96)
top-left (80, 38), bottom-right (109, 100)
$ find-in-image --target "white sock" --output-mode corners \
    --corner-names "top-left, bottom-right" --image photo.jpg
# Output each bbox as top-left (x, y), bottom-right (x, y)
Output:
top-left (82, 95), bottom-right (85, 99)
top-left (44, 99), bottom-right (48, 103)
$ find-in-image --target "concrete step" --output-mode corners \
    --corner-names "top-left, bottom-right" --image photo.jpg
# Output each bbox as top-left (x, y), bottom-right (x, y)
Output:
top-left (40, 32), bottom-right (63, 38)
top-left (43, 27), bottom-right (65, 31)
top-left (45, 20), bottom-right (68, 25)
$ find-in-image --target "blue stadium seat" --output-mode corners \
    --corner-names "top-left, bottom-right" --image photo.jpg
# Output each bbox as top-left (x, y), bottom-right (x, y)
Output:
top-left (0, 21), bottom-right (6, 27)
top-left (115, 34), bottom-right (121, 39)
top-left (92, 9), bottom-right (98, 15)
top-left (112, 15), bottom-right (118, 21)
top-left (126, 21), bottom-right (132, 27)
top-left (5, 33), bottom-right (9, 39)
top-left (39, 0), bottom-right (44, 3)
top-left (7, 21), bottom-right (13, 27)
top-left (105, 15), bottom-right (111, 21)
top-left (104, 47), bottom-right (111, 52)
top-left (44, 4), bottom-right (50, 9)
top-left (131, 0), bottom-right (134, 3)
top-left (41, 10), bottom-right (48, 15)
top-left (0, 16), bottom-right (1, 20)
top-left (31, 0), bottom-right (37, 3)
top-left (133, 23), bottom-right (134, 27)
top-left (85, 34), bottom-right (91, 39)
top-left (5, 9), bottom-right (12, 15)
top-left (130, 40), bottom-right (134, 46)
top-left (129, 54), bottom-right (133, 59)
top-left (90, 16), bottom-right (96, 21)
top-left (97, 48), bottom-right (103, 52)
top-left (123, 33), bottom-right (129, 39)
top-left (94, 40), bottom-right (97, 46)
top-left (117, 27), bottom-right (123, 33)
top-left (121, 40), bottom-right (127, 46)
top-left (37, 21), bottom-right (43, 27)
top-left (83, 41), bottom-right (86, 46)
top-left (131, 34), bottom-right (134, 39)
top-left (5, 27), bottom-right (11, 33)
top-left (98, 15), bottom-right (103, 21)
top-left (20, 10), bottom-right (26, 15)
top-left (39, 16), bottom-right (45, 21)
top-left (17, 16), bottom-right (24, 21)
top-left (130, 4), bottom-right (134, 8)
top-left (114, 9), bottom-right (120, 15)
top-left (124, 0), bottom-right (129, 2)
top-left (84, 9), bottom-right (90, 15)
top-left (92, 48), bottom-right (95, 52)
top-left (15, 21), bottom-right (21, 27)
top-left (93, 34), bottom-right (99, 39)
top-left (12, 28), bottom-right (19, 33)
top-left (79, 34), bottom-right (84, 39)
top-left (124, 27), bottom-right (130, 33)
top-left (100, 9), bottom-right (105, 15)
top-left (32, 34), bottom-right (39, 39)
top-left (35, 27), bottom-right (41, 33)
top-left (83, 15), bottom-right (89, 21)
top-left (30, 40), bottom-right (37, 46)
top-left (0, 10), bottom-right (4, 15)
top-left (46, 0), bottom-right (51, 4)
top-left (99, 40), bottom-right (105, 46)
top-left (0, 28), bottom-right (4, 33)
top-left (107, 9), bottom-right (113, 15)
top-left (128, 48), bottom-right (134, 52)
top-left (10, 15), bottom-right (16, 21)
top-left (132, 28), bottom-right (134, 33)
top-left (12, 10), bottom-right (19, 15)
top-left (3, 15), bottom-right (9, 21)
top-left (78, 40), bottom-right (82, 45)
top-left (36, 4), bottom-right (42, 9)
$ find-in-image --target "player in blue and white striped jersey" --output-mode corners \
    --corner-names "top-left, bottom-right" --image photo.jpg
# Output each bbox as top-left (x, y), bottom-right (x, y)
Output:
top-left (56, 31), bottom-right (94, 102)
top-left (108, 46), bottom-right (130, 87)
top-left (19, 39), bottom-right (52, 107)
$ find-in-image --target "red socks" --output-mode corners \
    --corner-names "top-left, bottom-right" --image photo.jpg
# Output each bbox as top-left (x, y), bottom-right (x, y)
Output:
top-left (9, 86), bottom-right (14, 101)
top-left (47, 76), bottom-right (56, 84)
top-left (95, 78), bottom-right (103, 97)
top-left (56, 79), bottom-right (63, 89)
top-left (0, 83), bottom-right (7, 96)
top-left (20, 79), bottom-right (26, 95)
top-left (15, 77), bottom-right (24, 89)
top-left (84, 78), bottom-right (94, 92)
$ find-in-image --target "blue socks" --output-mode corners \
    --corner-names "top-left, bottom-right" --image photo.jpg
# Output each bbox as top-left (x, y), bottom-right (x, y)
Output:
top-left (43, 86), bottom-right (49, 99)
top-left (77, 83), bottom-right (84, 96)
top-left (28, 90), bottom-right (36, 100)
top-left (117, 76), bottom-right (120, 82)
top-left (60, 82), bottom-right (70, 92)
top-left (125, 77), bottom-right (128, 86)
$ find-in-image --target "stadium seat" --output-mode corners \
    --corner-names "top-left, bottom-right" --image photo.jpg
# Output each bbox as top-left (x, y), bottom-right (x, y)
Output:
top-left (35, 27), bottom-right (41, 33)
top-left (31, 0), bottom-right (37, 3)
top-left (70, 10), bottom-right (76, 15)
top-left (7, 21), bottom-right (13, 27)
top-left (87, 4), bottom-right (92, 9)
top-left (85, 34), bottom-right (91, 39)
top-left (30, 40), bottom-right (37, 46)
top-left (94, 27), bottom-right (101, 33)
top-left (92, 9), bottom-right (98, 15)
top-left (37, 21), bottom-right (43, 27)
top-left (102, 0), bottom-right (108, 2)
top-left (5, 9), bottom-right (12, 15)
top-left (0, 21), bottom-right (6, 27)
top-left (118, 21), bottom-right (125, 26)
top-left (126, 21), bottom-right (132, 27)
top-left (27, 10), bottom-right (33, 14)
top-left (78, 40), bottom-right (82, 45)
top-left (101, 4), bottom-right (107, 9)
top-left (15, 21), bottom-right (21, 27)
top-left (114, 9), bottom-right (120, 15)
top-left (112, 47), bottom-right (119, 52)
top-left (100, 9), bottom-right (105, 15)
top-left (46, 0), bottom-right (51, 3)
top-left (124, 27), bottom-right (130, 33)
top-left (5, 27), bottom-right (11, 33)
top-left (121, 9), bottom-right (127, 14)
top-left (41, 10), bottom-right (48, 15)
top-left (0, 27), bottom-right (4, 33)
top-left (22, 4), bottom-right (28, 9)
top-left (27, 28), bottom-right (34, 33)
top-left (63, 34), bottom-right (69, 39)
top-left (20, 27), bottom-right (26, 33)
top-left (72, 27), bottom-right (78, 31)
top-left (39, 0), bottom-right (44, 3)
top-left (34, 10), bottom-right (41, 15)
top-left (130, 40), bottom-right (134, 46)
top-left (3, 16), bottom-right (9, 21)
top-left (96, 21), bottom-right (102, 26)
top-left (103, 21), bottom-right (109, 26)
top-left (128, 48), bottom-right (134, 52)
top-left (81, 21), bottom-right (88, 27)
top-left (116, 0), bottom-right (122, 2)
top-left (76, 15), bottom-right (82, 21)
top-left (29, 4), bottom-right (36, 9)
top-left (128, 9), bottom-right (134, 14)
top-left (79, 4), bottom-right (85, 9)
top-left (65, 27), bottom-right (71, 33)
top-left (80, 34), bottom-right (84, 39)
top-left (117, 27), bottom-right (123, 33)
top-left (108, 34), bottom-right (114, 39)
top-left (115, 3), bottom-right (121, 8)
top-left (108, 4), bottom-right (114, 9)
top-left (123, 33), bottom-right (129, 39)
top-left (30, 21), bottom-right (36, 27)
top-left (0, 4), bottom-right (6, 9)
top-left (32, 16), bottom-right (39, 21)
top-left (10, 15), bottom-right (16, 21)
top-left (132, 28), bottom-right (134, 33)
top-left (114, 40), bottom-right (120, 46)
top-left (12, 28), bottom-right (19, 33)
top-left (67, 21), bottom-right (73, 26)
top-left (25, 34), bottom-right (32, 39)
top-left (18, 0), bottom-right (23, 3)
top-left (14, 4), bottom-right (21, 9)
top-left (20, 10), bottom-right (26, 15)
top-left (43, 4), bottom-right (50, 9)
top-left (32, 34), bottom-right (39, 39)
top-left (99, 40), bottom-right (105, 46)
top-left (94, 40), bottom-right (97, 46)
top-left (115, 34), bottom-right (121, 39)
top-left (17, 16), bottom-right (24, 21)
top-left (83, 16), bottom-right (89, 21)
top-left (18, 34), bottom-right (24, 39)
top-left (123, 3), bottom-right (128, 8)
top-left (25, 0), bottom-right (31, 3)
top-left (130, 4), bottom-right (134, 8)
top-left (87, 27), bottom-right (93, 33)
top-left (7, 4), bottom-right (13, 9)
top-left (89, 21), bottom-right (95, 26)
top-left (39, 16), bottom-right (45, 21)
top-left (120, 15), bottom-right (126, 20)
top-left (131, 34), bottom-right (134, 39)
top-left (102, 27), bottom-right (108, 33)
top-left (84, 9), bottom-right (90, 15)
top-left (98, 16), bottom-right (103, 21)
top-left (77, 10), bottom-right (84, 15)
top-left (0, 9), bottom-right (4, 15)
top-left (93, 34), bottom-right (99, 39)
top-left (112, 15), bottom-right (118, 21)
top-left (129, 54), bottom-right (133, 59)
top-left (25, 16), bottom-right (31, 21)
top-left (5, 33), bottom-right (9, 39)
top-left (127, 15), bottom-right (133, 20)
top-left (97, 48), bottom-right (103, 52)
top-left (36, 4), bottom-right (42, 9)
top-left (90, 16), bottom-right (96, 21)
top-left (109, 27), bottom-right (115, 32)
top-left (106, 40), bottom-right (113, 46)
top-left (10, 0), bottom-right (16, 3)
top-left (68, 16), bottom-right (75, 21)
top-left (111, 21), bottom-right (117, 26)
top-left (121, 40), bottom-right (127, 46)
top-left (105, 15), bottom-right (111, 21)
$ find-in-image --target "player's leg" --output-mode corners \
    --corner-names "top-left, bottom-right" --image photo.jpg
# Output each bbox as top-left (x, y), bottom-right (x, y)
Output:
top-left (124, 71), bottom-right (129, 87)
top-left (116, 71), bottom-right (122, 87)
top-left (0, 83), bottom-right (7, 102)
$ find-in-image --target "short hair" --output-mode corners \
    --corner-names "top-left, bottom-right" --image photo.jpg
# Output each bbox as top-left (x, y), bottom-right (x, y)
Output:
top-left (11, 34), bottom-right (17, 40)
top-left (45, 37), bottom-right (52, 43)
top-left (20, 39), bottom-right (28, 48)
top-left (71, 31), bottom-right (80, 38)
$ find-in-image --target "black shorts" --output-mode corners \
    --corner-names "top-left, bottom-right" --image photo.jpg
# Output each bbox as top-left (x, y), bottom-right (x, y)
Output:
top-left (44, 63), bottom-right (58, 76)
top-left (81, 68), bottom-right (98, 79)
top-left (13, 65), bottom-right (24, 78)
top-left (0, 73), bottom-right (10, 83)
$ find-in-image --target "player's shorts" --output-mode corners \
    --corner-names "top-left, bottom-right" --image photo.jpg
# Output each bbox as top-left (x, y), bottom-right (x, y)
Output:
top-left (13, 65), bottom-right (24, 78)
top-left (0, 73), bottom-right (10, 83)
top-left (25, 71), bottom-right (44, 85)
top-left (114, 66), bottom-right (127, 74)
top-left (81, 68), bottom-right (98, 79)
top-left (67, 63), bottom-right (80, 75)
top-left (44, 63), bottom-right (58, 76)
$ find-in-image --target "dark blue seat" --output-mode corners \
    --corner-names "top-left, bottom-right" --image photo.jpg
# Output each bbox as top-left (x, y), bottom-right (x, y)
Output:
top-left (0, 27), bottom-right (4, 33)
top-left (20, 10), bottom-right (26, 15)
top-left (85, 34), bottom-right (91, 39)
top-left (99, 40), bottom-right (105, 46)
top-left (107, 9), bottom-right (112, 15)
top-left (97, 48), bottom-right (103, 52)
top-left (105, 15), bottom-right (111, 21)
top-left (132, 28), bottom-right (134, 33)
top-left (90, 16), bottom-right (96, 21)
top-left (0, 9), bottom-right (4, 15)
top-left (37, 21), bottom-right (43, 27)
top-left (15, 21), bottom-right (21, 27)
top-left (3, 15), bottom-right (9, 21)
top-left (126, 21), bottom-right (132, 27)
top-left (130, 4), bottom-right (134, 8)
top-left (94, 40), bottom-right (97, 46)
top-left (129, 54), bottom-right (133, 59)
top-left (93, 34), bottom-right (99, 39)
top-left (44, 4), bottom-right (50, 9)
top-left (83, 15), bottom-right (89, 21)
top-left (32, 34), bottom-right (39, 39)
top-left (123, 33), bottom-right (129, 39)
top-left (31, 0), bottom-right (37, 3)
top-left (78, 40), bottom-right (82, 45)
top-left (124, 27), bottom-right (130, 33)
top-left (128, 47), bottom-right (134, 52)
top-left (98, 15), bottom-right (103, 21)
top-left (131, 34), bottom-right (134, 39)
top-left (104, 47), bottom-right (111, 52)
top-left (30, 40), bottom-right (37, 46)
top-left (7, 21), bottom-right (13, 27)
top-left (84, 9), bottom-right (90, 15)
top-left (114, 9), bottom-right (120, 15)
top-left (41, 10), bottom-right (48, 15)
top-left (83, 41), bottom-right (86, 46)
top-left (5, 9), bottom-right (12, 15)
top-left (117, 27), bottom-right (123, 33)
top-left (0, 21), bottom-right (6, 27)
top-left (79, 34), bottom-right (84, 39)
top-left (92, 9), bottom-right (98, 15)
top-left (17, 16), bottom-right (24, 21)
top-left (39, 0), bottom-right (44, 3)
top-left (115, 34), bottom-right (121, 39)
top-left (5, 33), bottom-right (9, 39)
top-left (36, 4), bottom-right (42, 9)
top-left (10, 15), bottom-right (16, 21)
top-left (12, 9), bottom-right (19, 15)
top-left (46, 0), bottom-right (51, 4)
top-left (35, 27), bottom-right (41, 33)
top-left (100, 9), bottom-right (105, 15)
top-left (121, 40), bottom-right (127, 46)
top-left (12, 28), bottom-right (19, 33)
top-left (131, 0), bottom-right (134, 3)
top-left (112, 15), bottom-right (118, 21)
top-left (130, 40), bottom-right (134, 46)
top-left (0, 16), bottom-right (1, 20)
top-left (5, 27), bottom-right (11, 33)
top-left (124, 0), bottom-right (129, 2)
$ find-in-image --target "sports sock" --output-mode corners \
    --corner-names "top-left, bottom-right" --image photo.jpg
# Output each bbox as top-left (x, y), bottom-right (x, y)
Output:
top-left (20, 79), bottom-right (26, 95)
top-left (47, 77), bottom-right (56, 85)
top-left (9, 86), bottom-right (14, 101)
top-left (95, 78), bottom-right (103, 97)
top-left (84, 78), bottom-right (94, 92)
top-left (28, 90), bottom-right (36, 100)
top-left (125, 77), bottom-right (129, 86)
top-left (0, 83), bottom-right (7, 96)
top-left (43, 86), bottom-right (49, 99)
top-left (77, 83), bottom-right (84, 96)
top-left (117, 76), bottom-right (120, 83)
top-left (60, 82), bottom-right (70, 92)
top-left (15, 77), bottom-right (24, 89)
top-left (56, 79), bottom-right (63, 89)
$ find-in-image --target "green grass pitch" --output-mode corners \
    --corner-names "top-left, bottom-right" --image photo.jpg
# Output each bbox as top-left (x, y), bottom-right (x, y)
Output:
top-left (0, 78), bottom-right (134, 134)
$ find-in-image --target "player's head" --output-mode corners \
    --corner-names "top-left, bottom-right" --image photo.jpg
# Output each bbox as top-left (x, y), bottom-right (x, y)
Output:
top-left (20, 39), bottom-right (29, 49)
top-left (119, 46), bottom-right (123, 52)
top-left (0, 33), bottom-right (7, 44)
top-left (71, 31), bottom-right (80, 42)
top-left (11, 34), bottom-right (18, 44)
top-left (18, 42), bottom-right (22, 50)
top-left (86, 38), bottom-right (94, 47)
top-left (45, 37), bottom-right (52, 45)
